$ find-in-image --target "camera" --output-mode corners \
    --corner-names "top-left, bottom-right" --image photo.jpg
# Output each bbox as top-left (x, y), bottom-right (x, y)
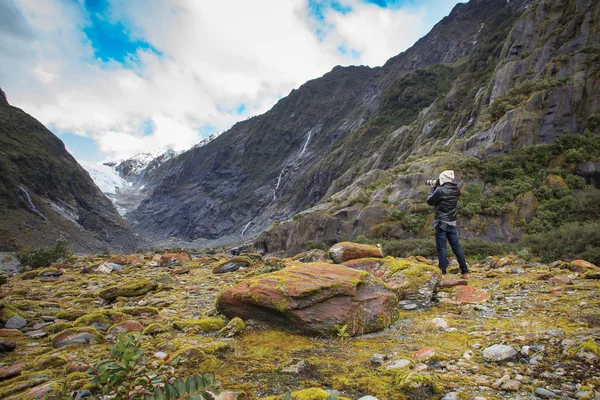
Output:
top-left (427, 179), bottom-right (440, 187)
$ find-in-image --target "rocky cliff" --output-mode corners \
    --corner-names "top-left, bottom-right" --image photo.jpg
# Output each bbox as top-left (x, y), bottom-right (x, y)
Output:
top-left (0, 100), bottom-right (139, 252)
top-left (129, 0), bottom-right (600, 255)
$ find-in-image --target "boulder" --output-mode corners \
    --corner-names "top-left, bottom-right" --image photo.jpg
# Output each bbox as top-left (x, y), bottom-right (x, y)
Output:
top-left (212, 257), bottom-right (252, 274)
top-left (440, 286), bottom-right (490, 304)
top-left (292, 249), bottom-right (328, 263)
top-left (216, 263), bottom-right (398, 336)
top-left (158, 251), bottom-right (192, 267)
top-left (329, 242), bottom-right (383, 263)
top-left (5, 316), bottom-right (27, 329)
top-left (97, 279), bottom-right (157, 301)
top-left (482, 344), bottom-right (517, 362)
top-left (125, 254), bottom-right (145, 266)
top-left (52, 328), bottom-right (101, 348)
top-left (569, 259), bottom-right (600, 273)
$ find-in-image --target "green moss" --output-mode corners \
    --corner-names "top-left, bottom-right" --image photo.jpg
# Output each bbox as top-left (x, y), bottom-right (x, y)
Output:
top-left (50, 326), bottom-right (102, 348)
top-left (393, 370), bottom-right (444, 398)
top-left (45, 321), bottom-right (74, 334)
top-left (218, 317), bottom-right (245, 336)
top-left (73, 310), bottom-right (127, 327)
top-left (290, 388), bottom-right (331, 400)
top-left (0, 370), bottom-right (57, 398)
top-left (54, 309), bottom-right (89, 321)
top-left (142, 322), bottom-right (173, 336)
top-left (23, 354), bottom-right (67, 372)
top-left (173, 317), bottom-right (227, 332)
top-left (64, 372), bottom-right (89, 391)
top-left (577, 340), bottom-right (600, 357)
top-left (1, 304), bottom-right (28, 320)
top-left (116, 306), bottom-right (160, 316)
top-left (382, 257), bottom-right (415, 275)
top-left (97, 279), bottom-right (158, 301)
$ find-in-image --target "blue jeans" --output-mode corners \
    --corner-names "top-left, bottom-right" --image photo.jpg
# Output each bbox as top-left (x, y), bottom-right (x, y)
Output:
top-left (435, 223), bottom-right (468, 275)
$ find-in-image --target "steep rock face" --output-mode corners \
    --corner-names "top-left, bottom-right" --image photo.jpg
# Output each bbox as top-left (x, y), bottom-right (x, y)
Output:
top-left (0, 102), bottom-right (138, 252)
top-left (130, 0), bottom-right (531, 242)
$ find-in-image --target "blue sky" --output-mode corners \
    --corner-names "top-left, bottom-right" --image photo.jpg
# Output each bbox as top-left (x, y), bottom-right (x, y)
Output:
top-left (3, 0), bottom-right (461, 162)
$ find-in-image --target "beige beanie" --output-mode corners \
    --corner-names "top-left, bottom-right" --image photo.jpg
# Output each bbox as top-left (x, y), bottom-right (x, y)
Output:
top-left (439, 170), bottom-right (455, 185)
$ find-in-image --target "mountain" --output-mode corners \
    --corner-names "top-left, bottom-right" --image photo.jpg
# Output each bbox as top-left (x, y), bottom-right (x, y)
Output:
top-left (128, 0), bottom-right (600, 255)
top-left (0, 97), bottom-right (139, 253)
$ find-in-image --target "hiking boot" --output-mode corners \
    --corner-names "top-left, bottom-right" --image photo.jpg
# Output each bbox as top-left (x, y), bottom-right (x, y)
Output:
top-left (461, 273), bottom-right (469, 279)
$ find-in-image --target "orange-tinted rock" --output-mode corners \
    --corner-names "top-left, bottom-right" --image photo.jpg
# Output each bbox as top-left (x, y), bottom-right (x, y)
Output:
top-left (158, 252), bottom-right (192, 267)
top-left (550, 287), bottom-right (565, 295)
top-left (329, 242), bottom-right (383, 264)
top-left (217, 263), bottom-right (397, 336)
top-left (441, 286), bottom-right (490, 304)
top-left (292, 249), bottom-right (328, 263)
top-left (108, 320), bottom-right (144, 335)
top-left (549, 276), bottom-right (573, 286)
top-left (125, 254), bottom-right (145, 266)
top-left (570, 259), bottom-right (600, 273)
top-left (415, 256), bottom-right (434, 265)
top-left (0, 362), bottom-right (25, 379)
top-left (52, 329), bottom-right (100, 348)
top-left (171, 267), bottom-right (191, 275)
top-left (439, 279), bottom-right (468, 288)
top-left (0, 329), bottom-right (22, 336)
top-left (8, 381), bottom-right (57, 399)
top-left (546, 174), bottom-right (569, 191)
top-left (412, 347), bottom-right (438, 361)
top-left (341, 258), bottom-right (384, 275)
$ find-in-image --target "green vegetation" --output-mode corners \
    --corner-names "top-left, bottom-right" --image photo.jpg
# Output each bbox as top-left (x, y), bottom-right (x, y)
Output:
top-left (87, 333), bottom-right (219, 399)
top-left (15, 238), bottom-right (71, 268)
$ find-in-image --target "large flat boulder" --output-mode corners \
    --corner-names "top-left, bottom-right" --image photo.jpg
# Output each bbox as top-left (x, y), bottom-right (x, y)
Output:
top-left (329, 242), bottom-right (383, 264)
top-left (342, 256), bottom-right (442, 310)
top-left (216, 263), bottom-right (398, 336)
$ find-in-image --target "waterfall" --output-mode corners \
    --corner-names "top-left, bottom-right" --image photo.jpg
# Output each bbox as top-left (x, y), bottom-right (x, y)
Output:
top-left (17, 186), bottom-right (49, 221)
top-left (241, 221), bottom-right (252, 236)
top-left (300, 129), bottom-right (313, 156)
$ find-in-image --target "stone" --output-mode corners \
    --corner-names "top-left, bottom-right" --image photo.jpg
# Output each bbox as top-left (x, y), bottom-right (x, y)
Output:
top-left (569, 259), bottom-right (600, 273)
top-left (97, 262), bottom-right (123, 273)
top-left (280, 358), bottom-right (307, 374)
top-left (158, 252), bottom-right (192, 267)
top-left (52, 329), bottom-right (101, 348)
top-left (441, 393), bottom-right (458, 400)
top-left (216, 263), bottom-right (398, 336)
top-left (33, 322), bottom-right (52, 330)
top-left (439, 279), bottom-right (468, 288)
top-left (412, 347), bottom-right (439, 361)
top-left (215, 392), bottom-right (240, 400)
top-left (548, 276), bottom-right (572, 286)
top-left (357, 397), bottom-right (379, 400)
top-left (154, 351), bottom-right (168, 359)
top-left (7, 381), bottom-right (58, 399)
top-left (0, 329), bottom-right (22, 336)
top-left (108, 320), bottom-right (144, 335)
top-left (97, 279), bottom-right (157, 301)
top-left (5, 316), bottom-right (27, 329)
top-left (125, 254), bottom-right (145, 266)
top-left (370, 353), bottom-right (386, 366)
top-left (218, 317), bottom-right (245, 337)
top-left (441, 286), bottom-right (490, 304)
top-left (384, 358), bottom-right (410, 370)
top-left (171, 267), bottom-right (190, 275)
top-left (328, 242), bottom-right (383, 264)
top-left (482, 344), bottom-right (517, 362)
top-left (501, 380), bottom-right (521, 391)
top-left (41, 316), bottom-right (56, 322)
top-left (0, 362), bottom-right (25, 379)
top-left (534, 388), bottom-right (558, 398)
top-left (492, 374), bottom-right (510, 389)
top-left (292, 249), bottom-right (328, 263)
top-left (430, 317), bottom-right (449, 329)
top-left (213, 259), bottom-right (250, 274)
top-left (25, 330), bottom-right (47, 339)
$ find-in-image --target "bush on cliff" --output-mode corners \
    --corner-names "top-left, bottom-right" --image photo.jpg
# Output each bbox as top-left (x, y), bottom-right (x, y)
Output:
top-left (15, 238), bottom-right (71, 268)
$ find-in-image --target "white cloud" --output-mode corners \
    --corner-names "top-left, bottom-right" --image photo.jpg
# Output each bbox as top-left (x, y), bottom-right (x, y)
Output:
top-left (1, 0), bottom-right (459, 162)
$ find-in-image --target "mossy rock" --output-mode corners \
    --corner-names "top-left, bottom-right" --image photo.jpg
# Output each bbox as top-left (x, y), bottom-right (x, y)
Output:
top-left (54, 309), bottom-right (89, 321)
top-left (172, 317), bottom-right (227, 332)
top-left (218, 317), bottom-right (245, 337)
top-left (290, 387), bottom-right (334, 400)
top-left (23, 354), bottom-right (67, 372)
top-left (51, 327), bottom-right (102, 348)
top-left (63, 372), bottom-right (89, 392)
top-left (97, 279), bottom-right (158, 301)
top-left (73, 310), bottom-right (127, 329)
top-left (142, 322), bottom-right (173, 336)
top-left (0, 370), bottom-right (57, 398)
top-left (45, 321), bottom-right (74, 335)
top-left (394, 370), bottom-right (444, 399)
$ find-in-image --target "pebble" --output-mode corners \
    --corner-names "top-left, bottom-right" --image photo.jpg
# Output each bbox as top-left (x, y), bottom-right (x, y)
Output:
top-left (5, 316), bottom-right (27, 329)
top-left (431, 317), bottom-right (449, 329)
top-left (441, 393), bottom-right (458, 400)
top-left (370, 353), bottom-right (386, 366)
top-left (41, 316), bottom-right (56, 322)
top-left (501, 380), bottom-right (521, 391)
top-left (534, 388), bottom-right (558, 398)
top-left (384, 359), bottom-right (410, 370)
top-left (25, 330), bottom-right (47, 339)
top-left (483, 344), bottom-right (517, 362)
top-left (154, 351), bottom-right (168, 359)
top-left (138, 300), bottom-right (148, 306)
top-left (357, 397), bottom-right (379, 400)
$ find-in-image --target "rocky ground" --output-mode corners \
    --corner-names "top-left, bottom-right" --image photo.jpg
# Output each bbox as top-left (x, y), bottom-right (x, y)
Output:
top-left (0, 245), bottom-right (599, 400)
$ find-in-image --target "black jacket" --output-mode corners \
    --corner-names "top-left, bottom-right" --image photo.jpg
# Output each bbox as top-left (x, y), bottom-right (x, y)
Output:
top-left (426, 182), bottom-right (461, 222)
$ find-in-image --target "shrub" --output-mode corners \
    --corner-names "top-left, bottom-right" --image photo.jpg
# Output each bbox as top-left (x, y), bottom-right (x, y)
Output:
top-left (520, 222), bottom-right (600, 265)
top-left (87, 333), bottom-right (219, 399)
top-left (15, 239), bottom-right (71, 268)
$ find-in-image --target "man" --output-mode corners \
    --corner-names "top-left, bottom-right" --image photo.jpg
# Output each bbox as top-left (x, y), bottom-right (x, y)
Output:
top-left (426, 170), bottom-right (469, 279)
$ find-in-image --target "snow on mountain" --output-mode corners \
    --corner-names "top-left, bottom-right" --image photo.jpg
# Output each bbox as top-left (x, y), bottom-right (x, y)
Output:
top-left (110, 148), bottom-right (180, 181)
top-left (79, 161), bottom-right (129, 195)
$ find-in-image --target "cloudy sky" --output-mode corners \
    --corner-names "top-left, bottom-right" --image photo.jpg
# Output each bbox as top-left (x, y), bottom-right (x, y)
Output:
top-left (1, 0), bottom-right (460, 163)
